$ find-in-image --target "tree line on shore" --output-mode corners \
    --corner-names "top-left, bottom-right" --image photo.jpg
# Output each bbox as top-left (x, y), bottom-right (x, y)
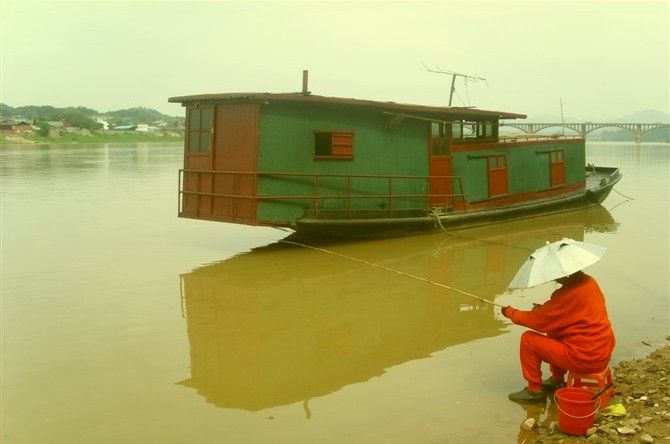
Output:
top-left (2, 103), bottom-right (666, 142)
top-left (1, 103), bottom-right (184, 136)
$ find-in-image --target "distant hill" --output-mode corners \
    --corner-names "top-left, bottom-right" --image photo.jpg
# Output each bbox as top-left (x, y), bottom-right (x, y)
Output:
top-left (105, 107), bottom-right (183, 124)
top-left (525, 110), bottom-right (669, 123)
top-left (524, 114), bottom-right (582, 123)
top-left (593, 110), bottom-right (668, 142)
top-left (2, 104), bottom-right (666, 142)
top-left (610, 109), bottom-right (669, 123)
top-left (507, 110), bottom-right (669, 142)
top-left (0, 103), bottom-right (183, 126)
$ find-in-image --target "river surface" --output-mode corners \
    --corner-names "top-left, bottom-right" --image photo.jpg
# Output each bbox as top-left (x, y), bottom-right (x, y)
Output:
top-left (1, 142), bottom-right (668, 444)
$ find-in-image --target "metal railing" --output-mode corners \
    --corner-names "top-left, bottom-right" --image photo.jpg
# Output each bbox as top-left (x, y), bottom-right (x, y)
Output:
top-left (178, 169), bottom-right (467, 220)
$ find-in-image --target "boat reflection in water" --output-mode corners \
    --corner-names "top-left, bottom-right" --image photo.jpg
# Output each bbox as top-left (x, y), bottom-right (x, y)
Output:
top-left (177, 206), bottom-right (617, 413)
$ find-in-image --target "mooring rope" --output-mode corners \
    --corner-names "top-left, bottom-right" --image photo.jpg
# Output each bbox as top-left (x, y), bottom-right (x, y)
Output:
top-left (587, 163), bottom-right (634, 202)
top-left (279, 239), bottom-right (504, 308)
top-left (612, 187), bottom-right (635, 201)
top-left (429, 207), bottom-right (452, 236)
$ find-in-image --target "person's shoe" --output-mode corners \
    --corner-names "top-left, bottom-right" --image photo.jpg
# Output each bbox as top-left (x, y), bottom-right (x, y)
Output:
top-left (541, 377), bottom-right (566, 392)
top-left (508, 387), bottom-right (547, 403)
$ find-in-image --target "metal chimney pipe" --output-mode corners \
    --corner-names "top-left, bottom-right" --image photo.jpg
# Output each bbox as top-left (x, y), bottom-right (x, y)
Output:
top-left (302, 70), bottom-right (309, 94)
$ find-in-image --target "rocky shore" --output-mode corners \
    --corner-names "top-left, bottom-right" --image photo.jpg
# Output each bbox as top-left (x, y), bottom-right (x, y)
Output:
top-left (523, 340), bottom-right (670, 443)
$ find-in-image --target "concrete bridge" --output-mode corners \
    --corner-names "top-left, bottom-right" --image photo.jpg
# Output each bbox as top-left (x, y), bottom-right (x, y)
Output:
top-left (499, 121), bottom-right (669, 143)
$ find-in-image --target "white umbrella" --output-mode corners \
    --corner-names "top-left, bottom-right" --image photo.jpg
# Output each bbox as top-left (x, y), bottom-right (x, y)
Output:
top-left (508, 238), bottom-right (607, 289)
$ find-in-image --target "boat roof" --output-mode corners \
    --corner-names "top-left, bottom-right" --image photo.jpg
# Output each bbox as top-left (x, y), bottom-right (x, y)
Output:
top-left (168, 92), bottom-right (526, 120)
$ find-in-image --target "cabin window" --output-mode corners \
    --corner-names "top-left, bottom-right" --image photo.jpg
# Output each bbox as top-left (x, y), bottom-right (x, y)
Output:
top-left (477, 122), bottom-right (495, 139)
top-left (431, 122), bottom-right (446, 137)
top-left (187, 107), bottom-right (213, 153)
top-left (452, 121), bottom-right (478, 139)
top-left (451, 122), bottom-right (463, 139)
top-left (487, 155), bottom-right (508, 197)
top-left (549, 149), bottom-right (566, 187)
top-left (431, 123), bottom-right (450, 156)
top-left (452, 120), bottom-right (497, 143)
top-left (314, 130), bottom-right (354, 159)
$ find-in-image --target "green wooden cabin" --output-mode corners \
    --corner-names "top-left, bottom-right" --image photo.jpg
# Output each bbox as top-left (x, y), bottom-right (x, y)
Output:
top-left (168, 92), bottom-right (586, 232)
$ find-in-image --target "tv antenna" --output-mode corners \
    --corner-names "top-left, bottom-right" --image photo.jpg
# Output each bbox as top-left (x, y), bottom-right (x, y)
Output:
top-left (422, 62), bottom-right (487, 107)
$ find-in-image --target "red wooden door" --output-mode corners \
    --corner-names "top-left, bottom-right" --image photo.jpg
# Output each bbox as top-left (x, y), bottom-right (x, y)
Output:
top-left (429, 135), bottom-right (453, 208)
top-left (550, 150), bottom-right (566, 187)
top-left (212, 104), bottom-right (259, 223)
top-left (487, 155), bottom-right (508, 197)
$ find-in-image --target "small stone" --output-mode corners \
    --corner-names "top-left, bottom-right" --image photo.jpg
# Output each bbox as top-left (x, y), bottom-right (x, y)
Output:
top-left (586, 426), bottom-right (598, 436)
top-left (640, 433), bottom-right (654, 443)
top-left (599, 425), bottom-right (617, 436)
top-left (639, 416), bottom-right (654, 424)
top-left (621, 418), bottom-right (640, 427)
top-left (521, 417), bottom-right (535, 431)
top-left (617, 426), bottom-right (637, 435)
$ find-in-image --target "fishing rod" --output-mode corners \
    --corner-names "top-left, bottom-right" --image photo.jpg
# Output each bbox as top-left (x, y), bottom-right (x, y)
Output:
top-left (279, 239), bottom-right (504, 308)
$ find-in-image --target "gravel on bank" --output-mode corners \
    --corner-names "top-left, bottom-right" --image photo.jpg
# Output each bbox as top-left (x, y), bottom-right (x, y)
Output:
top-left (524, 340), bottom-right (670, 443)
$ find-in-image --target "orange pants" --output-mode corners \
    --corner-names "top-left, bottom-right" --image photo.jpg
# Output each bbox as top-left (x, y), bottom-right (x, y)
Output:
top-left (520, 331), bottom-right (610, 391)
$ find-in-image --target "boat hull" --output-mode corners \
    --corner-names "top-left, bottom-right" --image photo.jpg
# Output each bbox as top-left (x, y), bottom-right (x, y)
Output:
top-left (294, 166), bottom-right (622, 239)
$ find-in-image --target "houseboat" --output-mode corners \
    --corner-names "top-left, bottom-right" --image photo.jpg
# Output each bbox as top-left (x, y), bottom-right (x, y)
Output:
top-left (169, 79), bottom-right (621, 238)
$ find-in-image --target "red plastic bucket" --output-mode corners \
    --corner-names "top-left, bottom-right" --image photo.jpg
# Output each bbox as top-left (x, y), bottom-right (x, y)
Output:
top-left (554, 388), bottom-right (599, 435)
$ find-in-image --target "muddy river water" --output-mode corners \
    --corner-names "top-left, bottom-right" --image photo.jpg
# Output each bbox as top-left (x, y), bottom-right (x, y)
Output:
top-left (2, 142), bottom-right (668, 443)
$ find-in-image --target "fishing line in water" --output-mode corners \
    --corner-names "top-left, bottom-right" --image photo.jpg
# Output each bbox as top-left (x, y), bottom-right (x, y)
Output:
top-left (279, 239), bottom-right (504, 308)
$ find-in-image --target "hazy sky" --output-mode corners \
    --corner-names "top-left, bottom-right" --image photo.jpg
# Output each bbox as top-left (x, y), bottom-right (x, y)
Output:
top-left (2, 1), bottom-right (668, 120)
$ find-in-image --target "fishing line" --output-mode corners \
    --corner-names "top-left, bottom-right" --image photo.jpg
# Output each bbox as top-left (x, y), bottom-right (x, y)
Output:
top-left (279, 239), bottom-right (504, 308)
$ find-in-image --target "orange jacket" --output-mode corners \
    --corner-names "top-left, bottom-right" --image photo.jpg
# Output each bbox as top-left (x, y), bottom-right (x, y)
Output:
top-left (505, 272), bottom-right (615, 363)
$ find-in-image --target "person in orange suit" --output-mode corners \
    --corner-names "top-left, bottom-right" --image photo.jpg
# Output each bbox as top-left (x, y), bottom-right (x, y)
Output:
top-left (501, 270), bottom-right (616, 403)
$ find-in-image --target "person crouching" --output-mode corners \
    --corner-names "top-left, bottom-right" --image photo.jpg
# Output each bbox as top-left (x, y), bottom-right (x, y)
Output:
top-left (501, 270), bottom-right (616, 403)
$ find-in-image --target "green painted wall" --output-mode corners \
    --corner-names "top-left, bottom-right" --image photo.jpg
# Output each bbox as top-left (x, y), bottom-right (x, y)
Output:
top-left (452, 141), bottom-right (586, 203)
top-left (256, 102), bottom-right (430, 224)
top-left (249, 100), bottom-right (586, 224)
